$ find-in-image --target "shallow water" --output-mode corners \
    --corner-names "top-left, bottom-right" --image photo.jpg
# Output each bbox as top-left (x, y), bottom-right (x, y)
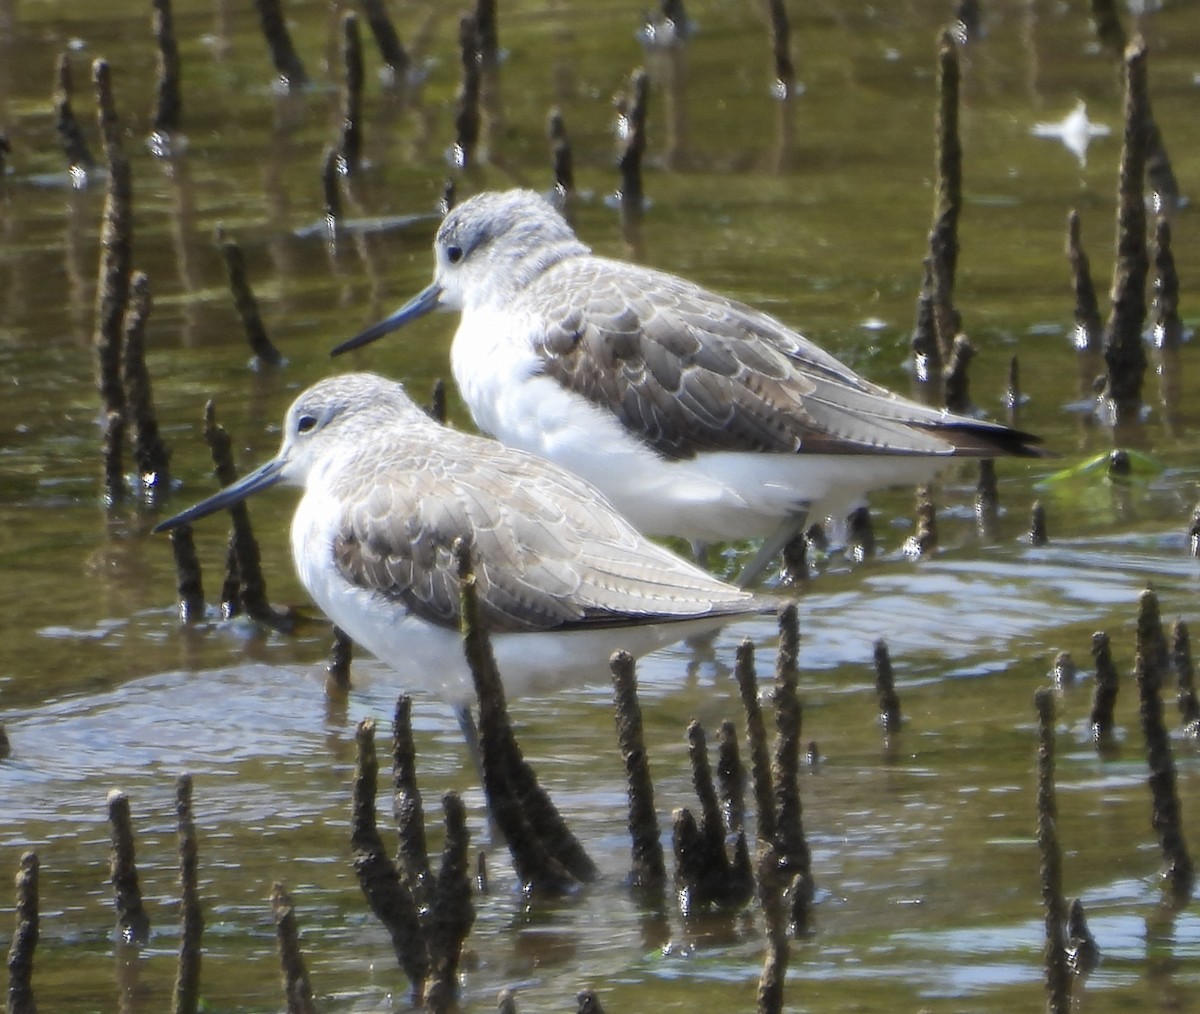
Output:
top-left (2, 0), bottom-right (1200, 1010)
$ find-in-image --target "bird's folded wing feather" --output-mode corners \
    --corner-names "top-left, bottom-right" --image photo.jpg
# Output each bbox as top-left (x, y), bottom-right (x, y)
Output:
top-left (535, 259), bottom-right (1040, 459)
top-left (330, 441), bottom-right (756, 634)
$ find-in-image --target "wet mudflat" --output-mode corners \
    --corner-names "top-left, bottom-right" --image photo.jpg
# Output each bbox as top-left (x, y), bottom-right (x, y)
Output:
top-left (2, 0), bottom-right (1200, 1010)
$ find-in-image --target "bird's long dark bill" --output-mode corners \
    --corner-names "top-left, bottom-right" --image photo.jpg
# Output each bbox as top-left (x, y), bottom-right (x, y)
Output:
top-left (329, 281), bottom-right (443, 356)
top-left (153, 457), bottom-right (285, 533)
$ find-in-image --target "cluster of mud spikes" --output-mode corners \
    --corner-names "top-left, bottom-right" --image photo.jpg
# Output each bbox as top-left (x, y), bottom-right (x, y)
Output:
top-left (10, 561), bottom-right (1199, 1012)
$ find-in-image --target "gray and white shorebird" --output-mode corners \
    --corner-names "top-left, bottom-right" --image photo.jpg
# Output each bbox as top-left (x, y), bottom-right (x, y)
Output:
top-left (155, 373), bottom-right (768, 708)
top-left (332, 189), bottom-right (1044, 582)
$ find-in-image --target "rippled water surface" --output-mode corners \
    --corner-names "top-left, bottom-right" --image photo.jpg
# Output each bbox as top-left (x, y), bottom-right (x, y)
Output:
top-left (2, 0), bottom-right (1200, 1010)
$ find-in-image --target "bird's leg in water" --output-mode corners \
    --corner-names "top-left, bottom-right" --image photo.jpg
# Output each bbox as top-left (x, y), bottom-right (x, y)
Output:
top-left (735, 510), bottom-right (809, 587)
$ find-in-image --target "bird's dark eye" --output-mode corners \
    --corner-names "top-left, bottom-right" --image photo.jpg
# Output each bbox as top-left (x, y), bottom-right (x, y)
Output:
top-left (446, 245), bottom-right (464, 265)
top-left (297, 414), bottom-right (318, 434)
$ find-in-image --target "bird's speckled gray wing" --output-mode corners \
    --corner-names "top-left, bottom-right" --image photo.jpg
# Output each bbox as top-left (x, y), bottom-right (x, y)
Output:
top-left (329, 432), bottom-right (760, 633)
top-left (533, 258), bottom-right (1041, 460)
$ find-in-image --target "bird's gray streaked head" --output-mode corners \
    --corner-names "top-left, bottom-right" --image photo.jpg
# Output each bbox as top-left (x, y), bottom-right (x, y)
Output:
top-left (275, 374), bottom-right (429, 479)
top-left (432, 189), bottom-right (590, 310)
top-left (329, 190), bottom-right (588, 357)
top-left (154, 374), bottom-right (428, 533)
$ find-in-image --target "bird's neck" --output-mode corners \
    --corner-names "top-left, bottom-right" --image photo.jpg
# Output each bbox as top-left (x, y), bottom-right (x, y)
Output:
top-left (471, 236), bottom-right (589, 309)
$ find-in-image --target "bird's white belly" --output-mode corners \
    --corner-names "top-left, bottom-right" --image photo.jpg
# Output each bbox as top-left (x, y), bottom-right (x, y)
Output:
top-left (453, 335), bottom-right (949, 543)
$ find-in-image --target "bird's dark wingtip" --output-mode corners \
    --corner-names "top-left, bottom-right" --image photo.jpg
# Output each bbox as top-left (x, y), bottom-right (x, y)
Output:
top-left (932, 420), bottom-right (1053, 459)
top-left (995, 428), bottom-right (1054, 459)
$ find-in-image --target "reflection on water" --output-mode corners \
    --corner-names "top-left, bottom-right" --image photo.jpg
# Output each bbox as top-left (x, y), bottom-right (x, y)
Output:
top-left (2, 0), bottom-right (1200, 1010)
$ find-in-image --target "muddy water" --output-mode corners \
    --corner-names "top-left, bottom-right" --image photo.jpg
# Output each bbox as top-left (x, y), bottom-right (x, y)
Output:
top-left (2, 0), bottom-right (1200, 1010)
